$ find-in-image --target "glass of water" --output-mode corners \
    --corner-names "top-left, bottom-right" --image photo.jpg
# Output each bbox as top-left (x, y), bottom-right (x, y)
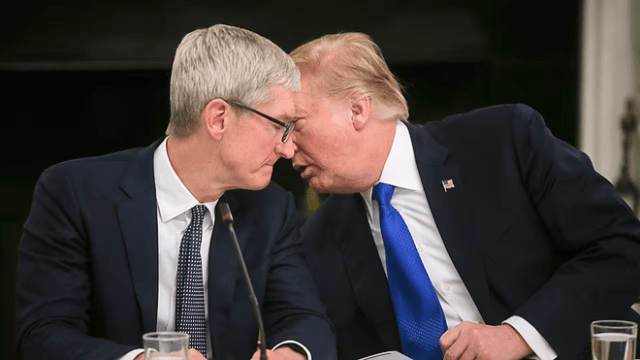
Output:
top-left (591, 320), bottom-right (637, 360)
top-left (143, 332), bottom-right (189, 360)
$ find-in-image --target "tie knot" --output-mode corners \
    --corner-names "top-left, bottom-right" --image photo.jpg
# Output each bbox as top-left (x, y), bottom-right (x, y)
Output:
top-left (191, 205), bottom-right (208, 224)
top-left (373, 183), bottom-right (394, 205)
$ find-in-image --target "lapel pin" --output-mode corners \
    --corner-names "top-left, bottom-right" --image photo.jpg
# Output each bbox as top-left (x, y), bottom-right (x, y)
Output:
top-left (442, 179), bottom-right (455, 192)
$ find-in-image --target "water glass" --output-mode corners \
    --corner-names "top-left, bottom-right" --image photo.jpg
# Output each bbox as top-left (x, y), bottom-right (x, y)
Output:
top-left (591, 320), bottom-right (637, 360)
top-left (143, 332), bottom-right (189, 360)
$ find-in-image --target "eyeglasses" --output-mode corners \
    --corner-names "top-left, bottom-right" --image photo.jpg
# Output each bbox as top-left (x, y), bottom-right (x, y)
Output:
top-left (228, 101), bottom-right (295, 143)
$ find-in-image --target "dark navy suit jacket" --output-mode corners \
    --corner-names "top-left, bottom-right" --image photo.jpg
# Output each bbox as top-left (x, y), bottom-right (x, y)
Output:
top-left (301, 104), bottom-right (640, 360)
top-left (16, 139), bottom-right (336, 360)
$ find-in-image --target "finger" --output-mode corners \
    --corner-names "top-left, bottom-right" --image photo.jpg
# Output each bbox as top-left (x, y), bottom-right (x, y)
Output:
top-left (458, 347), bottom-right (477, 360)
top-left (249, 349), bottom-right (261, 360)
top-left (440, 323), bottom-right (464, 350)
top-left (273, 346), bottom-right (302, 359)
top-left (443, 337), bottom-right (474, 360)
top-left (187, 348), bottom-right (207, 360)
top-left (263, 349), bottom-right (284, 360)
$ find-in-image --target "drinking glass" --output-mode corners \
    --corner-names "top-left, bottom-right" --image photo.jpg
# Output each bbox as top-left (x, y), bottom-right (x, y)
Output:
top-left (591, 320), bottom-right (637, 360)
top-left (143, 332), bottom-right (189, 360)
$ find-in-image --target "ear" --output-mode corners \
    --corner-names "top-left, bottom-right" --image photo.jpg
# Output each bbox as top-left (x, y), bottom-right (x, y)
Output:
top-left (350, 93), bottom-right (372, 131)
top-left (202, 99), bottom-right (230, 141)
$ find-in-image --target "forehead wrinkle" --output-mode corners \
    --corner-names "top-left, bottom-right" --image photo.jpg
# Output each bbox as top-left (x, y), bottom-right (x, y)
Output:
top-left (295, 101), bottom-right (311, 120)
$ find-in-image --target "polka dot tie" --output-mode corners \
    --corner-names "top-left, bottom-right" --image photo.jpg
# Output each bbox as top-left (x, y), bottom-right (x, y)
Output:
top-left (175, 205), bottom-right (208, 355)
top-left (374, 183), bottom-right (447, 360)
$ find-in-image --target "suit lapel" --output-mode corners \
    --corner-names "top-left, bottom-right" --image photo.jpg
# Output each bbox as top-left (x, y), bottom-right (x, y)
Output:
top-left (332, 194), bottom-right (402, 350)
top-left (117, 145), bottom-right (245, 356)
top-left (207, 195), bottom-right (242, 359)
top-left (408, 124), bottom-right (494, 323)
top-left (117, 140), bottom-right (163, 334)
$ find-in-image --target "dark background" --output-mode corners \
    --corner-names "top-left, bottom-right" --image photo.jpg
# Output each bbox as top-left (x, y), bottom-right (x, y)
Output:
top-left (1, 1), bottom-right (581, 358)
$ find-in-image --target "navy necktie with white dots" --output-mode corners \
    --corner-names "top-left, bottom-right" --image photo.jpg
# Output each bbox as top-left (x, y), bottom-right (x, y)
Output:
top-left (374, 183), bottom-right (447, 360)
top-left (175, 205), bottom-right (208, 355)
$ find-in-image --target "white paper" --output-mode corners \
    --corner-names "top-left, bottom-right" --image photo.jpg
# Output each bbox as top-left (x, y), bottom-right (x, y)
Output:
top-left (357, 351), bottom-right (413, 360)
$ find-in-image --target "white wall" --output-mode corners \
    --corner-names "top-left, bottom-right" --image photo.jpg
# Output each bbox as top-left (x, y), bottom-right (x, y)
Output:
top-left (633, 0), bottom-right (640, 183)
top-left (580, 0), bottom-right (639, 188)
top-left (580, 0), bottom-right (637, 181)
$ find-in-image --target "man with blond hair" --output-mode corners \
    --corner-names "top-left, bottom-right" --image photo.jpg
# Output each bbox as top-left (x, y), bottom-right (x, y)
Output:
top-left (290, 32), bottom-right (640, 360)
top-left (16, 24), bottom-right (336, 360)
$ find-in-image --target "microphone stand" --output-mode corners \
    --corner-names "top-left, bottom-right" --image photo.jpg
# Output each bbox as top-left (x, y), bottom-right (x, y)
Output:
top-left (218, 202), bottom-right (268, 360)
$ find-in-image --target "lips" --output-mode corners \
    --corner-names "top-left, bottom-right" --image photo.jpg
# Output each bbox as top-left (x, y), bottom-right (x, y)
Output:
top-left (292, 161), bottom-right (306, 172)
top-left (293, 163), bottom-right (311, 179)
top-left (293, 155), bottom-right (314, 179)
top-left (303, 166), bottom-right (320, 181)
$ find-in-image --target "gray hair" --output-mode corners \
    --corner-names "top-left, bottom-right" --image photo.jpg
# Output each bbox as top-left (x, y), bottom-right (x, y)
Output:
top-left (167, 24), bottom-right (301, 137)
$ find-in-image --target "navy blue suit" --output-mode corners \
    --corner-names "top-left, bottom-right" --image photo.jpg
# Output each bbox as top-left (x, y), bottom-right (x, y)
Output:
top-left (16, 139), bottom-right (336, 360)
top-left (301, 104), bottom-right (640, 360)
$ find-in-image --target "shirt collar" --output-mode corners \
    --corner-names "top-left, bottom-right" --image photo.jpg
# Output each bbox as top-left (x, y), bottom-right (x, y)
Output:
top-left (360, 121), bottom-right (423, 209)
top-left (153, 137), bottom-right (218, 223)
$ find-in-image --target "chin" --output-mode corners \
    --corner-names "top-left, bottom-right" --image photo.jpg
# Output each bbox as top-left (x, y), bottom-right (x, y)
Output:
top-left (309, 177), bottom-right (333, 195)
top-left (252, 176), bottom-right (272, 190)
top-left (310, 177), bottom-right (363, 195)
top-left (244, 169), bottom-right (272, 190)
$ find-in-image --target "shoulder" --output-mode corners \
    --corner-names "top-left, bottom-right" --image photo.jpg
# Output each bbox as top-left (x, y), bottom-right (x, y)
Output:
top-left (37, 147), bottom-right (147, 188)
top-left (417, 103), bottom-right (541, 132)
top-left (409, 104), bottom-right (548, 148)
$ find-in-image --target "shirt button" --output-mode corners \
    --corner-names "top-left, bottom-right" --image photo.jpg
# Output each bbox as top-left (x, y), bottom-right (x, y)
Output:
top-left (442, 283), bottom-right (452, 293)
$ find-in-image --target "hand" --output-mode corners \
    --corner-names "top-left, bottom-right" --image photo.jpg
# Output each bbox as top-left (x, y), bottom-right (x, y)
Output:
top-left (134, 348), bottom-right (207, 360)
top-left (439, 321), bottom-right (533, 360)
top-left (249, 346), bottom-right (307, 360)
top-left (186, 348), bottom-right (208, 360)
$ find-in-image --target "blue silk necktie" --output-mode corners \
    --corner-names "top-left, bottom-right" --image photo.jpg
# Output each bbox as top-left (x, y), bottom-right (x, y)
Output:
top-left (175, 205), bottom-right (208, 355)
top-left (374, 183), bottom-right (447, 360)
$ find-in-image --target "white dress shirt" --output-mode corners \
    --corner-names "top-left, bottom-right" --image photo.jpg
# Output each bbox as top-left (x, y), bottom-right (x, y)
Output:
top-left (359, 121), bottom-right (557, 360)
top-left (121, 138), bottom-right (310, 360)
top-left (154, 137), bottom-right (218, 354)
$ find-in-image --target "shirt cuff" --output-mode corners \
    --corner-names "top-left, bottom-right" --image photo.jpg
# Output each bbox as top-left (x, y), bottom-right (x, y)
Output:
top-left (118, 348), bottom-right (144, 360)
top-left (503, 316), bottom-right (557, 360)
top-left (273, 339), bottom-right (311, 360)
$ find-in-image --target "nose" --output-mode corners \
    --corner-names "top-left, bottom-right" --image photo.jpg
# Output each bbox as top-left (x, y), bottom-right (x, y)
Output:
top-left (275, 139), bottom-right (296, 159)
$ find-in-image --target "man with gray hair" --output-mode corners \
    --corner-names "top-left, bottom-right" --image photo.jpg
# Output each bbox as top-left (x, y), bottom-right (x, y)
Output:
top-left (16, 24), bottom-right (336, 360)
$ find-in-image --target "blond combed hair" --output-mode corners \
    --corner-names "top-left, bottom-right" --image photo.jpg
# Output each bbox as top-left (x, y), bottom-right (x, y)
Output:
top-left (167, 24), bottom-right (301, 137)
top-left (290, 32), bottom-right (408, 121)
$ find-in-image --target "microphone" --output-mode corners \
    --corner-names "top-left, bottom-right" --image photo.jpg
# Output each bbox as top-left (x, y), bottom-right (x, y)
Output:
top-left (218, 202), bottom-right (268, 360)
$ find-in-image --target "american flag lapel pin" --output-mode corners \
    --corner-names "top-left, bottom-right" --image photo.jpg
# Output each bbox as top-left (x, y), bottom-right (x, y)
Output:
top-left (442, 179), bottom-right (455, 192)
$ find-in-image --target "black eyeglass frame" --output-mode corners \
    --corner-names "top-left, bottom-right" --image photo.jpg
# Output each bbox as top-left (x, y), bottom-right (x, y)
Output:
top-left (228, 101), bottom-right (295, 143)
